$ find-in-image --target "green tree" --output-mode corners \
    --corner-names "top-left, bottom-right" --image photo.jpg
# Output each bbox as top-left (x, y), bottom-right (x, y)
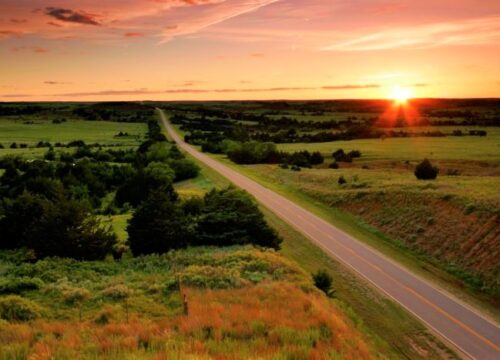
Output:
top-left (127, 191), bottom-right (191, 255)
top-left (195, 187), bottom-right (282, 249)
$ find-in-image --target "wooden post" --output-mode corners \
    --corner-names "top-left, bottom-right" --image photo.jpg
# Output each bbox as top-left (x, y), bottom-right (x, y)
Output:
top-left (183, 294), bottom-right (188, 316)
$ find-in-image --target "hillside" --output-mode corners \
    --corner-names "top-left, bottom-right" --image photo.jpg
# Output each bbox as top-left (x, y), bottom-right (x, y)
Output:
top-left (0, 247), bottom-right (371, 359)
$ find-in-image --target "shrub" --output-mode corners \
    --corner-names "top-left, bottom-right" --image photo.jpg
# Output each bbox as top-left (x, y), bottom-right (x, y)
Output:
top-left (44, 149), bottom-right (56, 161)
top-left (290, 165), bottom-right (301, 171)
top-left (0, 277), bottom-right (44, 295)
top-left (309, 151), bottom-right (324, 165)
top-left (348, 150), bottom-right (362, 158)
top-left (63, 287), bottom-right (91, 305)
top-left (102, 285), bottom-right (133, 300)
top-left (313, 270), bottom-right (334, 297)
top-left (332, 149), bottom-right (352, 163)
top-left (0, 295), bottom-right (41, 321)
top-left (338, 176), bottom-right (347, 185)
top-left (329, 162), bottom-right (339, 169)
top-left (414, 159), bottom-right (439, 180)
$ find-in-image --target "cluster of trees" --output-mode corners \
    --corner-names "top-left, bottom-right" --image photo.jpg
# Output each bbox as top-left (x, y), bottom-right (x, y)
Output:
top-left (72, 103), bottom-right (154, 123)
top-left (223, 141), bottom-right (324, 168)
top-left (0, 115), bottom-right (282, 262)
top-left (128, 187), bottom-right (282, 255)
top-left (332, 149), bottom-right (361, 163)
top-left (0, 119), bottom-right (201, 260)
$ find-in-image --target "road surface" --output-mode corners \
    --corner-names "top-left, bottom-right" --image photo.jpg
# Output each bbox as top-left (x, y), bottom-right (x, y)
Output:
top-left (159, 109), bottom-right (500, 359)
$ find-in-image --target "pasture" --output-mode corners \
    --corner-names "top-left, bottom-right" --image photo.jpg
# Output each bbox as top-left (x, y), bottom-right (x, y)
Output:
top-left (0, 119), bottom-right (146, 148)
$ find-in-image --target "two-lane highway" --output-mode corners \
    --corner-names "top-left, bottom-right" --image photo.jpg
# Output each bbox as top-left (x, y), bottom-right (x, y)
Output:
top-left (159, 109), bottom-right (500, 359)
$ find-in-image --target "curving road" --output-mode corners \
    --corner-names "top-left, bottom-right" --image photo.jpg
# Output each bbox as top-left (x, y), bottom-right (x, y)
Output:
top-left (158, 109), bottom-right (500, 359)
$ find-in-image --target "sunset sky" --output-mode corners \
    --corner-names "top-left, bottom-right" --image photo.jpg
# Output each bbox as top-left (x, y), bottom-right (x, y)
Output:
top-left (1, 0), bottom-right (500, 101)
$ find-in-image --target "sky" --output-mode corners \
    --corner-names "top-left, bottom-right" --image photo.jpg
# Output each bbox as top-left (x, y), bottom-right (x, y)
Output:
top-left (1, 0), bottom-right (500, 101)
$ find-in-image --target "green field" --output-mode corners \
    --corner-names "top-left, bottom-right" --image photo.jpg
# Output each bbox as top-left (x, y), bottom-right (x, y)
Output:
top-left (278, 128), bottom-right (500, 162)
top-left (0, 119), bottom-right (146, 147)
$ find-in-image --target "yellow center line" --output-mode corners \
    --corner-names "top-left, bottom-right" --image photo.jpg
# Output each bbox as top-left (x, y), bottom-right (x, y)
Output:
top-left (260, 192), bottom-right (500, 353)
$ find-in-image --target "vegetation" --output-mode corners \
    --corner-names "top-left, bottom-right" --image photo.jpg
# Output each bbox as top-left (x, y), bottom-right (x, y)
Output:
top-left (0, 246), bottom-right (372, 359)
top-left (415, 158), bottom-right (439, 180)
top-left (313, 270), bottom-right (335, 298)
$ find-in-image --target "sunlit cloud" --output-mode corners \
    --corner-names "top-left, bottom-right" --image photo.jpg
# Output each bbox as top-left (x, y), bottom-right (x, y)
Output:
top-left (322, 16), bottom-right (500, 51)
top-left (322, 84), bottom-right (380, 90)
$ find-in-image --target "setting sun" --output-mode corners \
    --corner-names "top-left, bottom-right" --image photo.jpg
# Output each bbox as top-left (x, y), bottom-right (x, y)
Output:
top-left (391, 86), bottom-right (412, 103)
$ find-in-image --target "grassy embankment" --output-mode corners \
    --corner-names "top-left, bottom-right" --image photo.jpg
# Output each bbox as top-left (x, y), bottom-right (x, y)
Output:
top-left (164, 117), bottom-right (459, 359)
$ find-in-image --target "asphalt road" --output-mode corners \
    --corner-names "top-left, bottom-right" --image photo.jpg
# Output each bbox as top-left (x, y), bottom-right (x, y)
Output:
top-left (159, 109), bottom-right (500, 359)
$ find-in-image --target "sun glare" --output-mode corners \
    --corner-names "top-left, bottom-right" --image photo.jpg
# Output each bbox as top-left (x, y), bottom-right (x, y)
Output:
top-left (391, 86), bottom-right (412, 104)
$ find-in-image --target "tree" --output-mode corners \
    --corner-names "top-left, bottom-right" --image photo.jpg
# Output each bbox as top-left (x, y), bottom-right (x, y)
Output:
top-left (127, 191), bottom-right (191, 255)
top-left (115, 163), bottom-right (176, 207)
top-left (414, 159), bottom-right (439, 180)
top-left (195, 187), bottom-right (282, 249)
top-left (168, 159), bottom-right (200, 181)
top-left (310, 151), bottom-right (324, 165)
top-left (0, 192), bottom-right (116, 260)
top-left (313, 270), bottom-right (335, 297)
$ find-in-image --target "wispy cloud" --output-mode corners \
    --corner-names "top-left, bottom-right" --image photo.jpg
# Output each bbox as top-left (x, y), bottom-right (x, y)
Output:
top-left (11, 46), bottom-right (48, 54)
top-left (46, 84), bottom-right (381, 97)
top-left (322, 84), bottom-right (380, 90)
top-left (44, 81), bottom-right (71, 85)
top-left (322, 16), bottom-right (500, 51)
top-left (0, 30), bottom-right (22, 39)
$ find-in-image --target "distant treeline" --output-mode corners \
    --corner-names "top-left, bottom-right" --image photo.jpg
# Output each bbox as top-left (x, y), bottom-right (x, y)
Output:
top-left (0, 102), bottom-right (155, 123)
top-left (173, 113), bottom-right (489, 146)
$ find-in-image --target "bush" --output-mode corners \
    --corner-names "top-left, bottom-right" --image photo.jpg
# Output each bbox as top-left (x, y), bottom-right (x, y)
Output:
top-left (414, 159), bottom-right (439, 180)
top-left (313, 270), bottom-right (334, 297)
top-left (102, 284), bottom-right (133, 300)
top-left (332, 149), bottom-right (352, 163)
top-left (348, 150), bottom-right (361, 158)
top-left (0, 295), bottom-right (41, 321)
top-left (62, 287), bottom-right (91, 305)
top-left (338, 176), bottom-right (347, 185)
top-left (0, 277), bottom-right (44, 295)
top-left (309, 151), bottom-right (324, 165)
top-left (329, 162), bottom-right (339, 169)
